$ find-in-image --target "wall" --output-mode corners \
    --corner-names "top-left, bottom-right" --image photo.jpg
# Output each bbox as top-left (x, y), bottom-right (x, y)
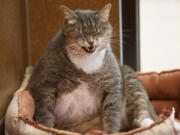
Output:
top-left (28, 0), bottom-right (120, 65)
top-left (140, 0), bottom-right (180, 72)
top-left (0, 0), bottom-right (28, 133)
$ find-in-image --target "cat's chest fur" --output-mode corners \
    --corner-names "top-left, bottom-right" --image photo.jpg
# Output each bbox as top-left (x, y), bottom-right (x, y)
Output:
top-left (69, 48), bottom-right (106, 74)
top-left (54, 81), bottom-right (101, 126)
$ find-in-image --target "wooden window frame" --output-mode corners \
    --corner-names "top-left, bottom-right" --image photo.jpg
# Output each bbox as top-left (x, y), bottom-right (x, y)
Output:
top-left (119, 0), bottom-right (140, 71)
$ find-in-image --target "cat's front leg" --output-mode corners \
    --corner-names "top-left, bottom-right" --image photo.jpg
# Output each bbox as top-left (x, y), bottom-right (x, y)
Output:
top-left (32, 87), bottom-right (56, 128)
top-left (102, 86), bottom-right (123, 134)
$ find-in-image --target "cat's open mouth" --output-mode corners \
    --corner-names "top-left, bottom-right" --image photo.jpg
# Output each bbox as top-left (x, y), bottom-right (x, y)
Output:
top-left (81, 46), bottom-right (96, 53)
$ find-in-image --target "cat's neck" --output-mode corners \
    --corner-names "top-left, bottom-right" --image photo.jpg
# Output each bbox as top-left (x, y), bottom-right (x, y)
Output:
top-left (69, 45), bottom-right (109, 74)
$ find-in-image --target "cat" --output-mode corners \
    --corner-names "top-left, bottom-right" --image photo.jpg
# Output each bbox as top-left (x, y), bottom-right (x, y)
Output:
top-left (27, 3), bottom-right (157, 134)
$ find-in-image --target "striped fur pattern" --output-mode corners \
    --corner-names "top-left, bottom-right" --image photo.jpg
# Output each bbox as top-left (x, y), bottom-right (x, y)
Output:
top-left (120, 65), bottom-right (158, 131)
top-left (27, 4), bottom-right (157, 134)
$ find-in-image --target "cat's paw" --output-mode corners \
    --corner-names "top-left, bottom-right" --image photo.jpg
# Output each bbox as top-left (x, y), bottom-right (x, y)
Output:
top-left (85, 130), bottom-right (107, 135)
top-left (140, 118), bottom-right (154, 127)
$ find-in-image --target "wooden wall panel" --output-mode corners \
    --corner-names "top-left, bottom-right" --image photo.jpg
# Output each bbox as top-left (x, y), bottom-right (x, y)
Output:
top-left (29, 0), bottom-right (120, 65)
top-left (0, 0), bottom-right (28, 133)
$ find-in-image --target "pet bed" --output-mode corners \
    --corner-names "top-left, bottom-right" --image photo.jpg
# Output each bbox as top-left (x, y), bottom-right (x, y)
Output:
top-left (4, 67), bottom-right (180, 135)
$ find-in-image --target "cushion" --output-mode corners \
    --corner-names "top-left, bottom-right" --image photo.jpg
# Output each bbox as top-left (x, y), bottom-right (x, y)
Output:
top-left (137, 69), bottom-right (180, 118)
top-left (4, 67), bottom-right (180, 135)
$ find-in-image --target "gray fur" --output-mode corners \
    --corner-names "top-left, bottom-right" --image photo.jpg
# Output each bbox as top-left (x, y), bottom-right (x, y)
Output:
top-left (27, 4), bottom-right (157, 134)
top-left (120, 65), bottom-right (158, 131)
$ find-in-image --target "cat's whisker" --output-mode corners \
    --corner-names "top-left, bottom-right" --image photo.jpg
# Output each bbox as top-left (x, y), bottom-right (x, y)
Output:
top-left (110, 42), bottom-right (120, 46)
top-left (100, 39), bottom-right (120, 51)
top-left (123, 41), bottom-right (130, 46)
top-left (111, 36), bottom-right (120, 39)
top-left (110, 44), bottom-right (120, 51)
top-left (110, 41), bottom-right (119, 45)
top-left (123, 29), bottom-right (135, 32)
top-left (110, 39), bottom-right (120, 42)
top-left (59, 42), bottom-right (80, 55)
top-left (59, 47), bottom-right (67, 55)
top-left (102, 39), bottom-right (120, 44)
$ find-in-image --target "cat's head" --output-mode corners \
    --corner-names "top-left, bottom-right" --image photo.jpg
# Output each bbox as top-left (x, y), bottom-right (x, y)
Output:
top-left (60, 4), bottom-right (112, 57)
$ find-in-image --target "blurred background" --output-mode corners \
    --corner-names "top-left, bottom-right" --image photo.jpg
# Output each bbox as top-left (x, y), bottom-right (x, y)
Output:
top-left (140, 0), bottom-right (180, 72)
top-left (0, 0), bottom-right (180, 133)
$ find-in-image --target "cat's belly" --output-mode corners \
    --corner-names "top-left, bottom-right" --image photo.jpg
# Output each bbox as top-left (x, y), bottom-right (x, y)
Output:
top-left (54, 81), bottom-right (102, 133)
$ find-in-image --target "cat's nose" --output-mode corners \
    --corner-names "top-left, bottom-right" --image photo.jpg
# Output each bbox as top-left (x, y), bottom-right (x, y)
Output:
top-left (88, 41), bottom-right (94, 46)
top-left (87, 45), bottom-right (94, 51)
top-left (82, 41), bottom-right (96, 53)
top-left (87, 41), bottom-right (95, 52)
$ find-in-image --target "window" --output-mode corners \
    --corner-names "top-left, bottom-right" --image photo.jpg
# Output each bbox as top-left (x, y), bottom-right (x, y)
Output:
top-left (140, 0), bottom-right (180, 72)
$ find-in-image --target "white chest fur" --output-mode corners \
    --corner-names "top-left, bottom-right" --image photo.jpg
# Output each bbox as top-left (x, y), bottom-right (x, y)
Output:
top-left (70, 48), bottom-right (106, 74)
top-left (55, 82), bottom-right (101, 125)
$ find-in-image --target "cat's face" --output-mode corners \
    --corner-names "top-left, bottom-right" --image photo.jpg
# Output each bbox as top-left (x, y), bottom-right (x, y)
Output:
top-left (61, 4), bottom-right (112, 57)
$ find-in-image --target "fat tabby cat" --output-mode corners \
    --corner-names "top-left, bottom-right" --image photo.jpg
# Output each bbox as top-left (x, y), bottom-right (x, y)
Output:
top-left (27, 4), bottom-right (157, 134)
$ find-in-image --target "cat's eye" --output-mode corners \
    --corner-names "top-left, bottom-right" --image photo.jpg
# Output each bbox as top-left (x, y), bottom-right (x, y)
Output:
top-left (70, 27), bottom-right (79, 32)
top-left (74, 28), bottom-right (79, 31)
top-left (96, 30), bottom-right (103, 36)
top-left (95, 32), bottom-right (100, 36)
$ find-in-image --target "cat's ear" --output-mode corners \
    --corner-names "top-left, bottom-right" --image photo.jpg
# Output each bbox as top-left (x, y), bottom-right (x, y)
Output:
top-left (97, 3), bottom-right (111, 22)
top-left (60, 5), bottom-right (78, 24)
